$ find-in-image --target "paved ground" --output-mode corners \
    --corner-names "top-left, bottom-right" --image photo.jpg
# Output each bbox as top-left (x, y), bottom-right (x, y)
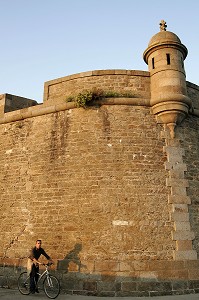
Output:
top-left (0, 288), bottom-right (199, 300)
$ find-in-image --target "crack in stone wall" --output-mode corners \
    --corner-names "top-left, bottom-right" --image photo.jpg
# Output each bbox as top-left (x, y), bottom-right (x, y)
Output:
top-left (3, 225), bottom-right (26, 258)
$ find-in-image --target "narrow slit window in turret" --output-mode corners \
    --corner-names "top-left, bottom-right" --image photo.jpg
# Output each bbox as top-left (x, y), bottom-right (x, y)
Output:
top-left (166, 53), bottom-right (170, 65)
top-left (152, 57), bottom-right (155, 69)
top-left (181, 57), bottom-right (184, 69)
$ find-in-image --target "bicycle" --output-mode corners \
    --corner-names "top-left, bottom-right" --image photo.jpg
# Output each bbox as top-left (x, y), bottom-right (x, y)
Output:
top-left (18, 262), bottom-right (60, 299)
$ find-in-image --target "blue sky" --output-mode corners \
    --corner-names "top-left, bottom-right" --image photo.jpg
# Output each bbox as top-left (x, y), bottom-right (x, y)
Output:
top-left (0, 0), bottom-right (198, 103)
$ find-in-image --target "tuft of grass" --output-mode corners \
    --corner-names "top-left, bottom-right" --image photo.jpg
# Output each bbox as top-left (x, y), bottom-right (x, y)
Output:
top-left (66, 88), bottom-right (135, 108)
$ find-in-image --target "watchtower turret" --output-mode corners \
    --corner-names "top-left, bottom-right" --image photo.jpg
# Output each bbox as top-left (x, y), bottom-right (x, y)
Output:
top-left (143, 20), bottom-right (191, 138)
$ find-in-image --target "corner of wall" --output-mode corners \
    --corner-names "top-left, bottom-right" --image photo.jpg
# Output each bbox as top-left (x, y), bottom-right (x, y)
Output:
top-left (161, 126), bottom-right (197, 261)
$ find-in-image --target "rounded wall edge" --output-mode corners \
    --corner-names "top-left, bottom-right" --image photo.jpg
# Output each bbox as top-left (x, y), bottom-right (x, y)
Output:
top-left (45, 69), bottom-right (150, 85)
top-left (186, 81), bottom-right (199, 111)
top-left (186, 81), bottom-right (199, 91)
top-left (43, 69), bottom-right (150, 102)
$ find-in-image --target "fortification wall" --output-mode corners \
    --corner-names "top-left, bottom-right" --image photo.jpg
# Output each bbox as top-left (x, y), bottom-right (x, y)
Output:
top-left (0, 104), bottom-right (171, 259)
top-left (0, 94), bottom-right (37, 116)
top-left (0, 71), bottom-right (199, 296)
top-left (43, 70), bottom-right (151, 104)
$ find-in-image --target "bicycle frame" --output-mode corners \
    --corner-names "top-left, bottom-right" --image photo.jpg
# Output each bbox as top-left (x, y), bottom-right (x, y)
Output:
top-left (35, 264), bottom-right (51, 286)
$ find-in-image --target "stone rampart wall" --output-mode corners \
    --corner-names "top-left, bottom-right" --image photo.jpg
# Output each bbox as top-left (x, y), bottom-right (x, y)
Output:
top-left (0, 72), bottom-right (199, 296)
top-left (0, 105), bottom-right (172, 261)
top-left (43, 70), bottom-right (151, 104)
top-left (1, 258), bottom-right (199, 296)
top-left (0, 94), bottom-right (37, 116)
top-left (0, 102), bottom-right (175, 295)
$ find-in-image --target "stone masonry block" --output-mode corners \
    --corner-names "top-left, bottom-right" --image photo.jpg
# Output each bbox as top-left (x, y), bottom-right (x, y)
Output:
top-left (173, 250), bottom-right (197, 261)
top-left (164, 162), bottom-right (187, 171)
top-left (95, 261), bottom-right (119, 272)
top-left (97, 280), bottom-right (116, 292)
top-left (121, 281), bottom-right (137, 292)
top-left (168, 195), bottom-right (191, 204)
top-left (139, 271), bottom-right (158, 281)
top-left (137, 281), bottom-right (172, 292)
top-left (174, 221), bottom-right (191, 231)
top-left (163, 146), bottom-right (185, 158)
top-left (171, 204), bottom-right (188, 213)
top-left (148, 260), bottom-right (184, 271)
top-left (185, 260), bottom-right (199, 269)
top-left (166, 178), bottom-right (189, 188)
top-left (176, 240), bottom-right (193, 251)
top-left (170, 212), bottom-right (190, 222)
top-left (83, 281), bottom-right (97, 291)
top-left (188, 268), bottom-right (199, 280)
top-left (172, 230), bottom-right (195, 241)
top-left (157, 268), bottom-right (189, 280)
top-left (171, 187), bottom-right (187, 196)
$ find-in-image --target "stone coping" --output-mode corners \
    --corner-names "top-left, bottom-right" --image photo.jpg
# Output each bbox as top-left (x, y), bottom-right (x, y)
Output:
top-left (44, 69), bottom-right (150, 86)
top-left (43, 71), bottom-right (198, 93)
top-left (187, 81), bottom-right (199, 90)
top-left (43, 69), bottom-right (150, 102)
top-left (0, 97), bottom-right (150, 124)
top-left (0, 96), bottom-right (198, 124)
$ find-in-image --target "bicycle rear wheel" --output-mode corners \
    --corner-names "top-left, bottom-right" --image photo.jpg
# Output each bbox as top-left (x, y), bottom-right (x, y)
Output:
top-left (43, 275), bottom-right (60, 299)
top-left (18, 272), bottom-right (30, 295)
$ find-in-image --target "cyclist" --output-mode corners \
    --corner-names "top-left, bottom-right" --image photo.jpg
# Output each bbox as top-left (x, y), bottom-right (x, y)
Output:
top-left (28, 239), bottom-right (53, 294)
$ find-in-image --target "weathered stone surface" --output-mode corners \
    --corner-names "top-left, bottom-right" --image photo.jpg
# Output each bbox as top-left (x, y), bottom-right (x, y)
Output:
top-left (43, 70), bottom-right (151, 104)
top-left (176, 240), bottom-right (193, 251)
top-left (0, 24), bottom-right (199, 297)
top-left (0, 106), bottom-right (172, 262)
top-left (174, 250), bottom-right (197, 260)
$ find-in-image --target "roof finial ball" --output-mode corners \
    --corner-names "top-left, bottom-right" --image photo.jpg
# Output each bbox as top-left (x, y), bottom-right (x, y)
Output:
top-left (159, 20), bottom-right (167, 31)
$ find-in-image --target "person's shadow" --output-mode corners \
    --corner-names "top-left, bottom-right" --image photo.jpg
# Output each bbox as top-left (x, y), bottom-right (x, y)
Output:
top-left (57, 243), bottom-right (86, 272)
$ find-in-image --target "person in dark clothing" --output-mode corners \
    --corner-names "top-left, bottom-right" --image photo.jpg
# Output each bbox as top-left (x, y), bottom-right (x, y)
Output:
top-left (28, 239), bottom-right (52, 294)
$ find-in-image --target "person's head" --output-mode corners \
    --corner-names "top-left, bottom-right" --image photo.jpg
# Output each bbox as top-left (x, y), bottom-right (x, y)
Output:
top-left (35, 239), bottom-right (42, 249)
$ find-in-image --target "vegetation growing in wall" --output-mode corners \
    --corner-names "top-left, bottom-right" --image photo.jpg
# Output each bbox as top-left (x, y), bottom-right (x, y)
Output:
top-left (66, 88), bottom-right (135, 108)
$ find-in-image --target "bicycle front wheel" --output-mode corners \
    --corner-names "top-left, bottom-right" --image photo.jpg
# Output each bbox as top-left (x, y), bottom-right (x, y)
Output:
top-left (18, 272), bottom-right (30, 295)
top-left (43, 275), bottom-right (60, 299)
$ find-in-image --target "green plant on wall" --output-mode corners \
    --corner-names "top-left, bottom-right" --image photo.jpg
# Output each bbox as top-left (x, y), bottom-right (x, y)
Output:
top-left (76, 90), bottom-right (93, 107)
top-left (66, 88), bottom-right (135, 108)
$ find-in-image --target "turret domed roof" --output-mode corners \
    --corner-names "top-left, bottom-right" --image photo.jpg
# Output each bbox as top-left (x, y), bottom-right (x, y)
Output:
top-left (143, 21), bottom-right (188, 63)
top-left (148, 31), bottom-right (182, 48)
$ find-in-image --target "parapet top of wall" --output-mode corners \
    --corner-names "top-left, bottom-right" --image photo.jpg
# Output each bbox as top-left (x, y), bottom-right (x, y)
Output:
top-left (0, 93), bottom-right (37, 117)
top-left (186, 81), bottom-right (199, 111)
top-left (43, 69), bottom-right (151, 104)
top-left (44, 69), bottom-right (150, 87)
top-left (0, 70), bottom-right (198, 125)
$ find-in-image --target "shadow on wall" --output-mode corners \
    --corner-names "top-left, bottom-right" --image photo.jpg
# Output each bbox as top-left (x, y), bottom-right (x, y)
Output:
top-left (57, 243), bottom-right (86, 272)
top-left (1, 253), bottom-right (199, 296)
